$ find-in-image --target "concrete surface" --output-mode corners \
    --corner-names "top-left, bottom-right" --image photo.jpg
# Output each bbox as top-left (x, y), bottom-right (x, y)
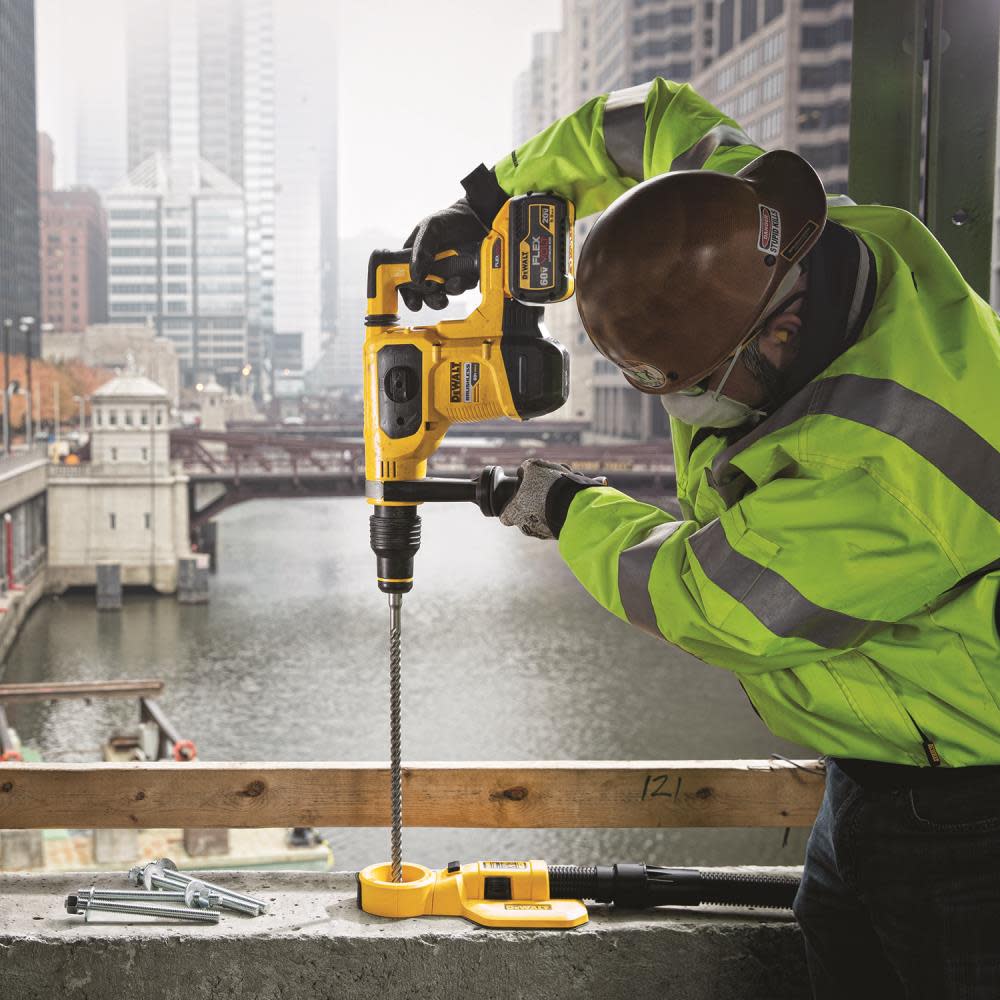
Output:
top-left (0, 869), bottom-right (809, 999)
top-left (0, 567), bottom-right (46, 664)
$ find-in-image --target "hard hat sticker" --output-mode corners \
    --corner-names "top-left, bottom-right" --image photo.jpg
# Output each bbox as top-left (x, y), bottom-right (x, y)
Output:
top-left (620, 361), bottom-right (668, 389)
top-left (757, 205), bottom-right (781, 255)
top-left (781, 220), bottom-right (819, 261)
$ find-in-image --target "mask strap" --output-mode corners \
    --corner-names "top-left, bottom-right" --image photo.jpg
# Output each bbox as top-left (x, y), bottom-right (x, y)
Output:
top-left (711, 338), bottom-right (747, 400)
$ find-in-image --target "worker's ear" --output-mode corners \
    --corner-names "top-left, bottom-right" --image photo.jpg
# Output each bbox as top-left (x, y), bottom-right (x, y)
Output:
top-left (757, 317), bottom-right (802, 370)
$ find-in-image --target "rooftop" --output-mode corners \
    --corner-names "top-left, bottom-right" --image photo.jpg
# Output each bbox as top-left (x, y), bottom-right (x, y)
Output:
top-left (92, 374), bottom-right (169, 401)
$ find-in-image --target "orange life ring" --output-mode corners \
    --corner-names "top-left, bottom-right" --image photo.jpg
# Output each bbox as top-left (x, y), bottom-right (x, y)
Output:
top-left (172, 739), bottom-right (197, 762)
top-left (0, 749), bottom-right (23, 762)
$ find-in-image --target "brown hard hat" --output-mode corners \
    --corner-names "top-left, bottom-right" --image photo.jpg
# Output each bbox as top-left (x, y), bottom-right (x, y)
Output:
top-left (576, 150), bottom-right (827, 393)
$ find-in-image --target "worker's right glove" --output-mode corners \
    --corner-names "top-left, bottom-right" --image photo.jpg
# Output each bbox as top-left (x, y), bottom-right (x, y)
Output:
top-left (499, 459), bottom-right (607, 540)
top-left (401, 164), bottom-right (508, 312)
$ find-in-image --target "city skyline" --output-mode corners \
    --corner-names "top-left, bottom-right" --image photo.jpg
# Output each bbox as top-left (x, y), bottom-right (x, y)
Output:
top-left (34, 0), bottom-right (563, 241)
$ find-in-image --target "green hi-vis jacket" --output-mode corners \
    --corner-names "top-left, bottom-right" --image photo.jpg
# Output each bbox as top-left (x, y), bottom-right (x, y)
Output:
top-left (494, 78), bottom-right (1000, 767)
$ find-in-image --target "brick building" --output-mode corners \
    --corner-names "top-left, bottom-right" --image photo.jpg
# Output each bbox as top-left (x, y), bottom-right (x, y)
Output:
top-left (38, 134), bottom-right (108, 334)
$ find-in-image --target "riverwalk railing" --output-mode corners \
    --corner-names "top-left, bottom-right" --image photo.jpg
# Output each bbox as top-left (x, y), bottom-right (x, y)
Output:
top-left (0, 445), bottom-right (47, 482)
top-left (0, 759), bottom-right (824, 830)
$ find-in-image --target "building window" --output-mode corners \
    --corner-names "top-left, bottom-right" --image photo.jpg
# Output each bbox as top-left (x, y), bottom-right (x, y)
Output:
top-left (761, 69), bottom-right (784, 103)
top-left (764, 0), bottom-right (783, 21)
top-left (124, 410), bottom-right (133, 426)
top-left (800, 59), bottom-right (852, 90)
top-left (144, 513), bottom-right (151, 530)
top-left (141, 447), bottom-right (148, 462)
top-left (801, 17), bottom-right (852, 49)
top-left (95, 410), bottom-right (102, 427)
top-left (741, 0), bottom-right (758, 39)
top-left (797, 100), bottom-right (850, 130)
top-left (108, 409), bottom-right (117, 426)
top-left (719, 0), bottom-right (735, 54)
top-left (109, 513), bottom-right (116, 530)
top-left (798, 140), bottom-right (850, 170)
top-left (155, 408), bottom-right (164, 426)
top-left (140, 409), bottom-right (149, 426)
top-left (110, 447), bottom-right (117, 461)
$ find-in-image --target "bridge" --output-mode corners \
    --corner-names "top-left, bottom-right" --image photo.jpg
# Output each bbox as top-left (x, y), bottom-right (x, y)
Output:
top-left (169, 428), bottom-right (678, 547)
top-left (225, 417), bottom-right (593, 445)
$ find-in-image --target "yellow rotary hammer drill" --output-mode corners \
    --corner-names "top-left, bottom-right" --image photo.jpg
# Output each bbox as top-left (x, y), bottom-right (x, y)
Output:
top-left (363, 192), bottom-right (575, 596)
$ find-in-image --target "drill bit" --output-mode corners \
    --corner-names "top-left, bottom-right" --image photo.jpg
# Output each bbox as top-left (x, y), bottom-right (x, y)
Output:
top-left (388, 591), bottom-right (403, 882)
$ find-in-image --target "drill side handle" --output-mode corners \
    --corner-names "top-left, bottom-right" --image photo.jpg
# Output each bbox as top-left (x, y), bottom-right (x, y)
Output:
top-left (366, 248), bottom-right (481, 310)
top-left (371, 467), bottom-right (518, 517)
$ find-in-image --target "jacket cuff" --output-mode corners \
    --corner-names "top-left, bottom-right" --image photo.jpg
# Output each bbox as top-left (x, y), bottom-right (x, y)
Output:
top-left (460, 164), bottom-right (509, 228)
top-left (546, 474), bottom-right (601, 539)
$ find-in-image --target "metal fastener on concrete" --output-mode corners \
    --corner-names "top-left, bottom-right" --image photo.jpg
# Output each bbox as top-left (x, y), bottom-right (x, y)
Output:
top-left (131, 861), bottom-right (268, 915)
top-left (150, 859), bottom-right (269, 912)
top-left (75, 883), bottom-right (221, 910)
top-left (65, 894), bottom-right (221, 924)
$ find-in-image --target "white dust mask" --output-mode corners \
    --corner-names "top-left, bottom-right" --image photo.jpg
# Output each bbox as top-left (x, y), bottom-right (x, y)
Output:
top-left (658, 339), bottom-right (767, 429)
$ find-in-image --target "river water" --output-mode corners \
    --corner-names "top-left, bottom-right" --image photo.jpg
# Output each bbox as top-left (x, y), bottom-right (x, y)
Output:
top-left (1, 497), bottom-right (810, 869)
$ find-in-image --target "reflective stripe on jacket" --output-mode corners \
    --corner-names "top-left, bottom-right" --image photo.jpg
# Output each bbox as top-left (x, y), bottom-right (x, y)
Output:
top-left (495, 77), bottom-right (1000, 767)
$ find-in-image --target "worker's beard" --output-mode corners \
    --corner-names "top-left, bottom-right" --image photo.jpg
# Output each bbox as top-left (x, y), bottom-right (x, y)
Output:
top-left (741, 336), bottom-right (785, 410)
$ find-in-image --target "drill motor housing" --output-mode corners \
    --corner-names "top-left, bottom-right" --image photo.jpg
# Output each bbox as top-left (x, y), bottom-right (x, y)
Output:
top-left (364, 195), bottom-right (575, 593)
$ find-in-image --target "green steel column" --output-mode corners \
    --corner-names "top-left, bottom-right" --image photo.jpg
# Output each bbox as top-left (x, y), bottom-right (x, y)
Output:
top-left (925, 0), bottom-right (1000, 299)
top-left (848, 0), bottom-right (927, 215)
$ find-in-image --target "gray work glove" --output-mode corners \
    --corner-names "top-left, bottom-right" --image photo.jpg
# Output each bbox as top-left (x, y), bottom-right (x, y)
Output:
top-left (499, 459), bottom-right (606, 540)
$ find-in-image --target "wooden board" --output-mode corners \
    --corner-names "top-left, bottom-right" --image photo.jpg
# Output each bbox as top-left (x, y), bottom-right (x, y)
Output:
top-left (0, 760), bottom-right (824, 830)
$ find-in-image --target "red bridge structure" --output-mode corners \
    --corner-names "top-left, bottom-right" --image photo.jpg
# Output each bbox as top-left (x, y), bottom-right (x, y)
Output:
top-left (170, 428), bottom-right (677, 554)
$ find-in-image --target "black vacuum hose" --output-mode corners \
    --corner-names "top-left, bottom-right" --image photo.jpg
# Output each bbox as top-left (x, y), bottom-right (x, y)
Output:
top-left (547, 863), bottom-right (800, 910)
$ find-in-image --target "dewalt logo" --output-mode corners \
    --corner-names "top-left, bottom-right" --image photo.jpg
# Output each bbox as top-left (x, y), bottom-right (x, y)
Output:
top-left (505, 903), bottom-right (552, 911)
top-left (449, 362), bottom-right (462, 403)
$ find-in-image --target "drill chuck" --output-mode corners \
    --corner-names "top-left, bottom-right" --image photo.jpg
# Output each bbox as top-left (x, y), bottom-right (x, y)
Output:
top-left (370, 506), bottom-right (421, 594)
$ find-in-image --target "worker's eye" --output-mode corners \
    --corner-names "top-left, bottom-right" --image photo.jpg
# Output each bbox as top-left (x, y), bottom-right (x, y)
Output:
top-left (678, 379), bottom-right (709, 397)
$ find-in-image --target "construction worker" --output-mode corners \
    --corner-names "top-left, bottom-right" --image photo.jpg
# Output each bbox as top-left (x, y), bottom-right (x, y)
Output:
top-left (402, 78), bottom-right (1000, 999)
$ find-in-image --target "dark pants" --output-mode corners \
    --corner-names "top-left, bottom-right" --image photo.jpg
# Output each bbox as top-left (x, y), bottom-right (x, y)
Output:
top-left (793, 759), bottom-right (1000, 999)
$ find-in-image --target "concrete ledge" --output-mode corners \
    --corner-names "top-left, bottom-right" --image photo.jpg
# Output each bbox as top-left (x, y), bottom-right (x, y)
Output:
top-left (0, 869), bottom-right (808, 999)
top-left (0, 569), bottom-right (46, 664)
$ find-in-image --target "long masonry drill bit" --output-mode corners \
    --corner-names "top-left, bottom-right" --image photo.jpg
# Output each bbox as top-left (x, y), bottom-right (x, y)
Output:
top-left (388, 591), bottom-right (403, 883)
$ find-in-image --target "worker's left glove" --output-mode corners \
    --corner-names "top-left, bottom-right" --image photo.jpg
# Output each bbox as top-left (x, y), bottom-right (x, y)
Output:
top-left (400, 165), bottom-right (509, 313)
top-left (499, 459), bottom-right (606, 540)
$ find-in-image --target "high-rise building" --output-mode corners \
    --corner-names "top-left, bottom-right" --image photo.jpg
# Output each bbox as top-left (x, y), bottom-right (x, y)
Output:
top-left (0, 0), bottom-right (41, 354)
top-left (39, 133), bottom-right (108, 334)
top-left (273, 0), bottom-right (338, 372)
top-left (593, 0), bottom-right (712, 93)
top-left (75, 73), bottom-right (128, 194)
top-left (124, 0), bottom-right (276, 391)
top-left (696, 0), bottom-right (851, 194)
top-left (37, 131), bottom-right (54, 192)
top-left (105, 154), bottom-right (249, 386)
top-left (241, 0), bottom-right (276, 394)
top-left (513, 0), bottom-right (853, 439)
top-left (513, 32), bottom-right (561, 145)
top-left (39, 185), bottom-right (108, 333)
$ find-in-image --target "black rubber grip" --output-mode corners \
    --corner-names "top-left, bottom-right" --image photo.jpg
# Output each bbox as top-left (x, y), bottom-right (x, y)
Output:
top-left (423, 252), bottom-right (479, 285)
top-left (369, 506), bottom-right (421, 594)
top-left (693, 869), bottom-right (801, 909)
top-left (371, 468), bottom-right (519, 518)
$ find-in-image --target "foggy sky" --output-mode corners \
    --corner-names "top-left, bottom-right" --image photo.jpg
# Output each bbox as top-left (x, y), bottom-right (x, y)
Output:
top-left (34, 0), bottom-right (562, 242)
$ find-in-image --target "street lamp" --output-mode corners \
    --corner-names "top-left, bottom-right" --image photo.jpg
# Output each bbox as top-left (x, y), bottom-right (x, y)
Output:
top-left (18, 317), bottom-right (35, 446)
top-left (1, 319), bottom-right (11, 455)
top-left (72, 394), bottom-right (86, 433)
